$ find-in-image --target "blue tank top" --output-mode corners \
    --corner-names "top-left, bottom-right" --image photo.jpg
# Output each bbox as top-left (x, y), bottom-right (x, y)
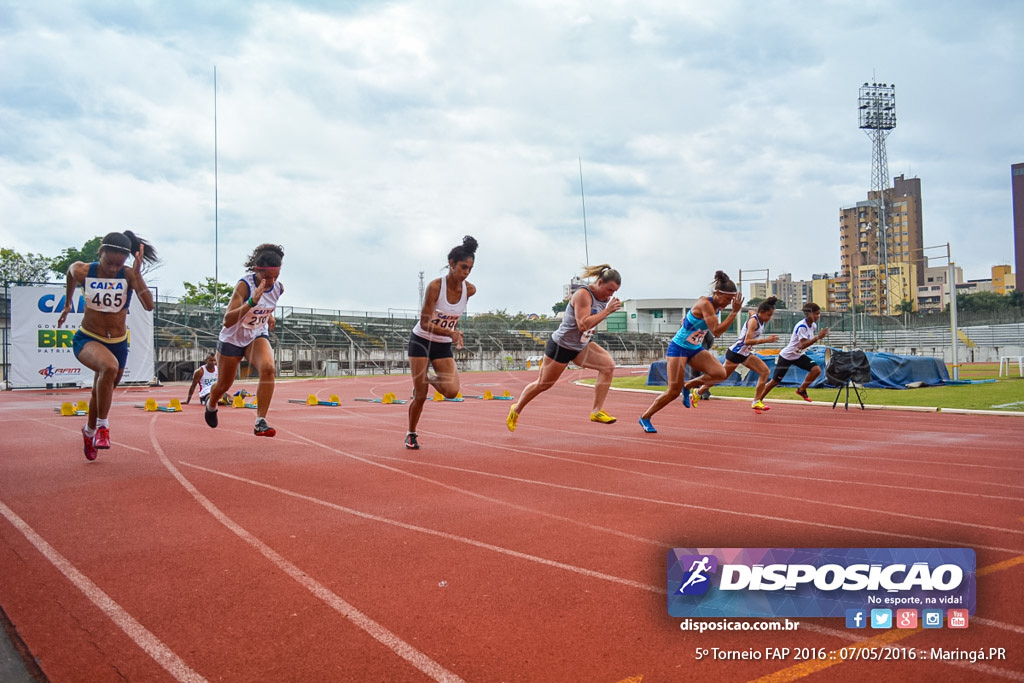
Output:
top-left (671, 299), bottom-right (719, 350)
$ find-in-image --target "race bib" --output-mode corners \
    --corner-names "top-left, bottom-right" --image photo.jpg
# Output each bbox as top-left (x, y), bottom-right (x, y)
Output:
top-left (686, 329), bottom-right (707, 346)
top-left (84, 277), bottom-right (128, 313)
top-left (429, 311), bottom-right (461, 331)
top-left (242, 307), bottom-right (273, 330)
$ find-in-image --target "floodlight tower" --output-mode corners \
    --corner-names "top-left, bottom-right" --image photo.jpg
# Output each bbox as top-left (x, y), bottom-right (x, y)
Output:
top-left (858, 81), bottom-right (897, 314)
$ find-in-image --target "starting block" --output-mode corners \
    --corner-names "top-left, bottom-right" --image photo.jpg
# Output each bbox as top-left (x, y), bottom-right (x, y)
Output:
top-left (433, 391), bottom-right (464, 402)
top-left (233, 394), bottom-right (258, 409)
top-left (135, 398), bottom-right (182, 412)
top-left (353, 392), bottom-right (406, 405)
top-left (55, 400), bottom-right (89, 416)
top-left (466, 390), bottom-right (514, 400)
top-left (287, 393), bottom-right (339, 406)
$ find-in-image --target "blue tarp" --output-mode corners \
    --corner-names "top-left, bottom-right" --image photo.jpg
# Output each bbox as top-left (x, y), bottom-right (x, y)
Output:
top-left (646, 348), bottom-right (950, 390)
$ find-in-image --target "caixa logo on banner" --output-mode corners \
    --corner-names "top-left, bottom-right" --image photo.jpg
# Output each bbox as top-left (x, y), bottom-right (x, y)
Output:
top-left (667, 548), bottom-right (975, 618)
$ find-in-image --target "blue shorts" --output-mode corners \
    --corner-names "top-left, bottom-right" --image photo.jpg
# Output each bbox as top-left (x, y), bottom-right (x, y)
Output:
top-left (666, 341), bottom-right (705, 359)
top-left (73, 330), bottom-right (129, 369)
top-left (218, 335), bottom-right (270, 358)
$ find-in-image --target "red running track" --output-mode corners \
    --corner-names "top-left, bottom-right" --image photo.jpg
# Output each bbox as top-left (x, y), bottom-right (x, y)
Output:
top-left (1, 368), bottom-right (1022, 682)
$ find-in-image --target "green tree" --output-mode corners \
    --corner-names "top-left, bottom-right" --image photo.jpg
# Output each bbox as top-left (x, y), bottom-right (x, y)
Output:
top-left (1, 247), bottom-right (53, 285)
top-left (956, 291), bottom-right (1011, 312)
top-left (181, 277), bottom-right (234, 308)
top-left (894, 299), bottom-right (915, 314)
top-left (551, 299), bottom-right (568, 314)
top-left (50, 236), bottom-right (103, 278)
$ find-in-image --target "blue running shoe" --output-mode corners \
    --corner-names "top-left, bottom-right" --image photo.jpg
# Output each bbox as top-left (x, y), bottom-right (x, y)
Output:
top-left (639, 417), bottom-right (657, 433)
top-left (681, 390), bottom-right (691, 408)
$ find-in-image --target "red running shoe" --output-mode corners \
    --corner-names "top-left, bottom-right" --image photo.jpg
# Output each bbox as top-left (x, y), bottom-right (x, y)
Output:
top-left (93, 427), bottom-right (111, 449)
top-left (82, 426), bottom-right (98, 461)
top-left (254, 418), bottom-right (276, 437)
top-left (795, 388), bottom-right (812, 403)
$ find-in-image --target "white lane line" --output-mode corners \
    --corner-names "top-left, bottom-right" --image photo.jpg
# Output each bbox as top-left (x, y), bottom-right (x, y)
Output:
top-left (279, 428), bottom-right (1023, 554)
top-left (147, 423), bottom-right (465, 683)
top-left (179, 460), bottom-right (662, 595)
top-left (0, 500), bottom-right (208, 683)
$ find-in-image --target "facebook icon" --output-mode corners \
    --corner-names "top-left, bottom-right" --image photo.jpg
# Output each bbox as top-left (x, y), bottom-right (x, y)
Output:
top-left (845, 609), bottom-right (866, 629)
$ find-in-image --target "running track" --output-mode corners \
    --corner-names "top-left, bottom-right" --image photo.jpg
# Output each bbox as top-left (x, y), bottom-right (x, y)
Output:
top-left (1, 369), bottom-right (1022, 682)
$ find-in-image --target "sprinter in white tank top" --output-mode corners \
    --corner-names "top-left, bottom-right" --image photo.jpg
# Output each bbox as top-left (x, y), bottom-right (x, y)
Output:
top-left (406, 236), bottom-right (478, 450)
top-left (203, 244), bottom-right (285, 438)
top-left (186, 352), bottom-right (219, 405)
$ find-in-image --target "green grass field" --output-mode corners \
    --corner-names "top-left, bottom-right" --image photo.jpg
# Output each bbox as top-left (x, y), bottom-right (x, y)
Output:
top-left (605, 363), bottom-right (1024, 413)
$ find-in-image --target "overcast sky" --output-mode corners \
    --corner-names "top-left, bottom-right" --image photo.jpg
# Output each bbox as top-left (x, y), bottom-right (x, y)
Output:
top-left (2, 1), bottom-right (1021, 316)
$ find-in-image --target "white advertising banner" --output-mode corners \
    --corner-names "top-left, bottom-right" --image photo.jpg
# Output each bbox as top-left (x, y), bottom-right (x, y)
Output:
top-left (9, 285), bottom-right (155, 388)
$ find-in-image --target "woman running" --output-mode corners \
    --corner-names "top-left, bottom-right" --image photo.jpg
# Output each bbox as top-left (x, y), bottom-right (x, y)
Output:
top-left (57, 230), bottom-right (158, 460)
top-left (684, 296), bottom-right (780, 412)
top-left (406, 236), bottom-right (478, 450)
top-left (760, 302), bottom-right (829, 405)
top-left (506, 265), bottom-right (622, 432)
top-left (639, 270), bottom-right (742, 433)
top-left (203, 244), bottom-right (284, 437)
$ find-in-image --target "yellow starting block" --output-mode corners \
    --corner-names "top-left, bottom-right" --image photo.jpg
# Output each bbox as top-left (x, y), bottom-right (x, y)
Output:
top-left (433, 391), bottom-right (464, 402)
top-left (287, 393), bottom-right (339, 406)
top-left (233, 394), bottom-right (257, 409)
top-left (56, 400), bottom-right (89, 416)
top-left (352, 392), bottom-right (406, 404)
top-left (135, 398), bottom-right (182, 412)
top-left (466, 389), bottom-right (514, 400)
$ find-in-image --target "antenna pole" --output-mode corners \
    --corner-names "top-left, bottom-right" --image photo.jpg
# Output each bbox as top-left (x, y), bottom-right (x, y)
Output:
top-left (214, 66), bottom-right (220, 313)
top-left (578, 158), bottom-right (590, 265)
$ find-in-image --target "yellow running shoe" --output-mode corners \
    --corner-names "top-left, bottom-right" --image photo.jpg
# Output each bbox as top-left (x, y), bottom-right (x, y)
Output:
top-left (752, 400), bottom-right (767, 412)
top-left (506, 404), bottom-right (520, 432)
top-left (590, 410), bottom-right (617, 424)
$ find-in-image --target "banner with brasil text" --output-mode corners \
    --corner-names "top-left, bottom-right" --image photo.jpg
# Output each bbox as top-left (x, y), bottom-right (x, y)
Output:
top-left (9, 285), bottom-right (154, 388)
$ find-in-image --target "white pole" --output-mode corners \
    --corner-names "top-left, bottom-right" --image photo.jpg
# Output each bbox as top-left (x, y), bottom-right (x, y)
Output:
top-left (948, 251), bottom-right (959, 381)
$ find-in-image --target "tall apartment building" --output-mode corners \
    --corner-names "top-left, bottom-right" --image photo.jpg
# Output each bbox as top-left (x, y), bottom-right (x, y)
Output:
top-left (1013, 162), bottom-right (1024, 292)
top-left (838, 173), bottom-right (925, 313)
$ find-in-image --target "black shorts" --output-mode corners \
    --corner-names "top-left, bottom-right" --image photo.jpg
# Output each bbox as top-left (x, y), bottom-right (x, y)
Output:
top-left (408, 332), bottom-right (453, 361)
top-left (772, 354), bottom-right (816, 381)
top-left (545, 338), bottom-right (581, 365)
top-left (725, 349), bottom-right (748, 365)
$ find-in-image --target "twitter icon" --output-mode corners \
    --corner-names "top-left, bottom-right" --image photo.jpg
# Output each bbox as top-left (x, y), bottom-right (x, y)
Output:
top-left (870, 609), bottom-right (892, 629)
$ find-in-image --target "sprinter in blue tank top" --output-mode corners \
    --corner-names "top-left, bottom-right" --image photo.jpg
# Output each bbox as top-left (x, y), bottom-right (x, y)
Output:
top-left (638, 271), bottom-right (742, 433)
top-left (57, 230), bottom-right (158, 460)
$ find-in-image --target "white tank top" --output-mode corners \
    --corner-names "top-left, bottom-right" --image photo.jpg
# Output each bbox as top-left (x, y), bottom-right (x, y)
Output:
top-left (412, 274), bottom-right (468, 344)
top-left (219, 273), bottom-right (284, 347)
top-left (198, 365), bottom-right (218, 397)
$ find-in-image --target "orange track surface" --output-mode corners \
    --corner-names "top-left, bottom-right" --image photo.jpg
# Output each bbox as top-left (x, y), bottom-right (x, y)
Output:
top-left (1, 369), bottom-right (1022, 682)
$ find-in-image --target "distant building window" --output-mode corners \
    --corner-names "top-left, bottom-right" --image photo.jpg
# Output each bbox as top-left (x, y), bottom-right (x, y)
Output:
top-left (652, 310), bottom-right (664, 319)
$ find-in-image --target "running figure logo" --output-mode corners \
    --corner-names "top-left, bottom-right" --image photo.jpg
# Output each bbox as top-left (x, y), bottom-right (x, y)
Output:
top-left (677, 554), bottom-right (718, 595)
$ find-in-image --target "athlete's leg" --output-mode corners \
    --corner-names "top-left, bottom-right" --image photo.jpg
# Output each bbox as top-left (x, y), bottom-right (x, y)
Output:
top-left (246, 337), bottom-right (276, 419)
top-left (207, 353), bottom-right (241, 409)
top-left (515, 358), bottom-right (568, 414)
top-left (429, 357), bottom-right (460, 399)
top-left (575, 343), bottom-right (616, 414)
top-left (641, 355), bottom-right (687, 420)
top-left (746, 356), bottom-right (772, 402)
top-left (75, 340), bottom-right (120, 429)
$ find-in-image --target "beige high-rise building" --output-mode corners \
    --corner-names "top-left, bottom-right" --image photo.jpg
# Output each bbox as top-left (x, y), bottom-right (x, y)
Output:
top-left (838, 173), bottom-right (924, 312)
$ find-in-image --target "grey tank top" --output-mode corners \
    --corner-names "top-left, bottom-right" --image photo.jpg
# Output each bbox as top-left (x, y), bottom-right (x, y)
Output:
top-left (551, 286), bottom-right (608, 352)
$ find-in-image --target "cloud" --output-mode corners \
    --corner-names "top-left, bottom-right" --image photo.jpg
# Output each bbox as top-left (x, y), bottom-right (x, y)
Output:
top-left (1, 0), bottom-right (1021, 317)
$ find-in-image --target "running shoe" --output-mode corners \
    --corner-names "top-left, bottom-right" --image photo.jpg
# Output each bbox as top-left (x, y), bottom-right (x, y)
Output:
top-left (795, 388), bottom-right (812, 403)
top-left (698, 389), bottom-right (711, 401)
top-left (405, 432), bottom-right (420, 450)
top-left (752, 400), bottom-right (767, 412)
top-left (638, 417), bottom-right (657, 433)
top-left (254, 417), bottom-right (276, 437)
top-left (93, 427), bottom-right (111, 450)
top-left (82, 425), bottom-right (98, 461)
top-left (689, 389), bottom-right (701, 408)
top-left (680, 389), bottom-right (691, 409)
top-left (590, 410), bottom-right (617, 424)
top-left (506, 404), bottom-right (519, 432)
top-left (204, 406), bottom-right (218, 428)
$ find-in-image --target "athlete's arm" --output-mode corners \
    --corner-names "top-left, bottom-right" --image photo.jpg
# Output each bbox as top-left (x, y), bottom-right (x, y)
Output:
top-left (56, 262), bottom-right (87, 328)
top-left (221, 281), bottom-right (255, 329)
top-left (185, 368), bottom-right (203, 403)
top-left (573, 288), bottom-right (621, 332)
